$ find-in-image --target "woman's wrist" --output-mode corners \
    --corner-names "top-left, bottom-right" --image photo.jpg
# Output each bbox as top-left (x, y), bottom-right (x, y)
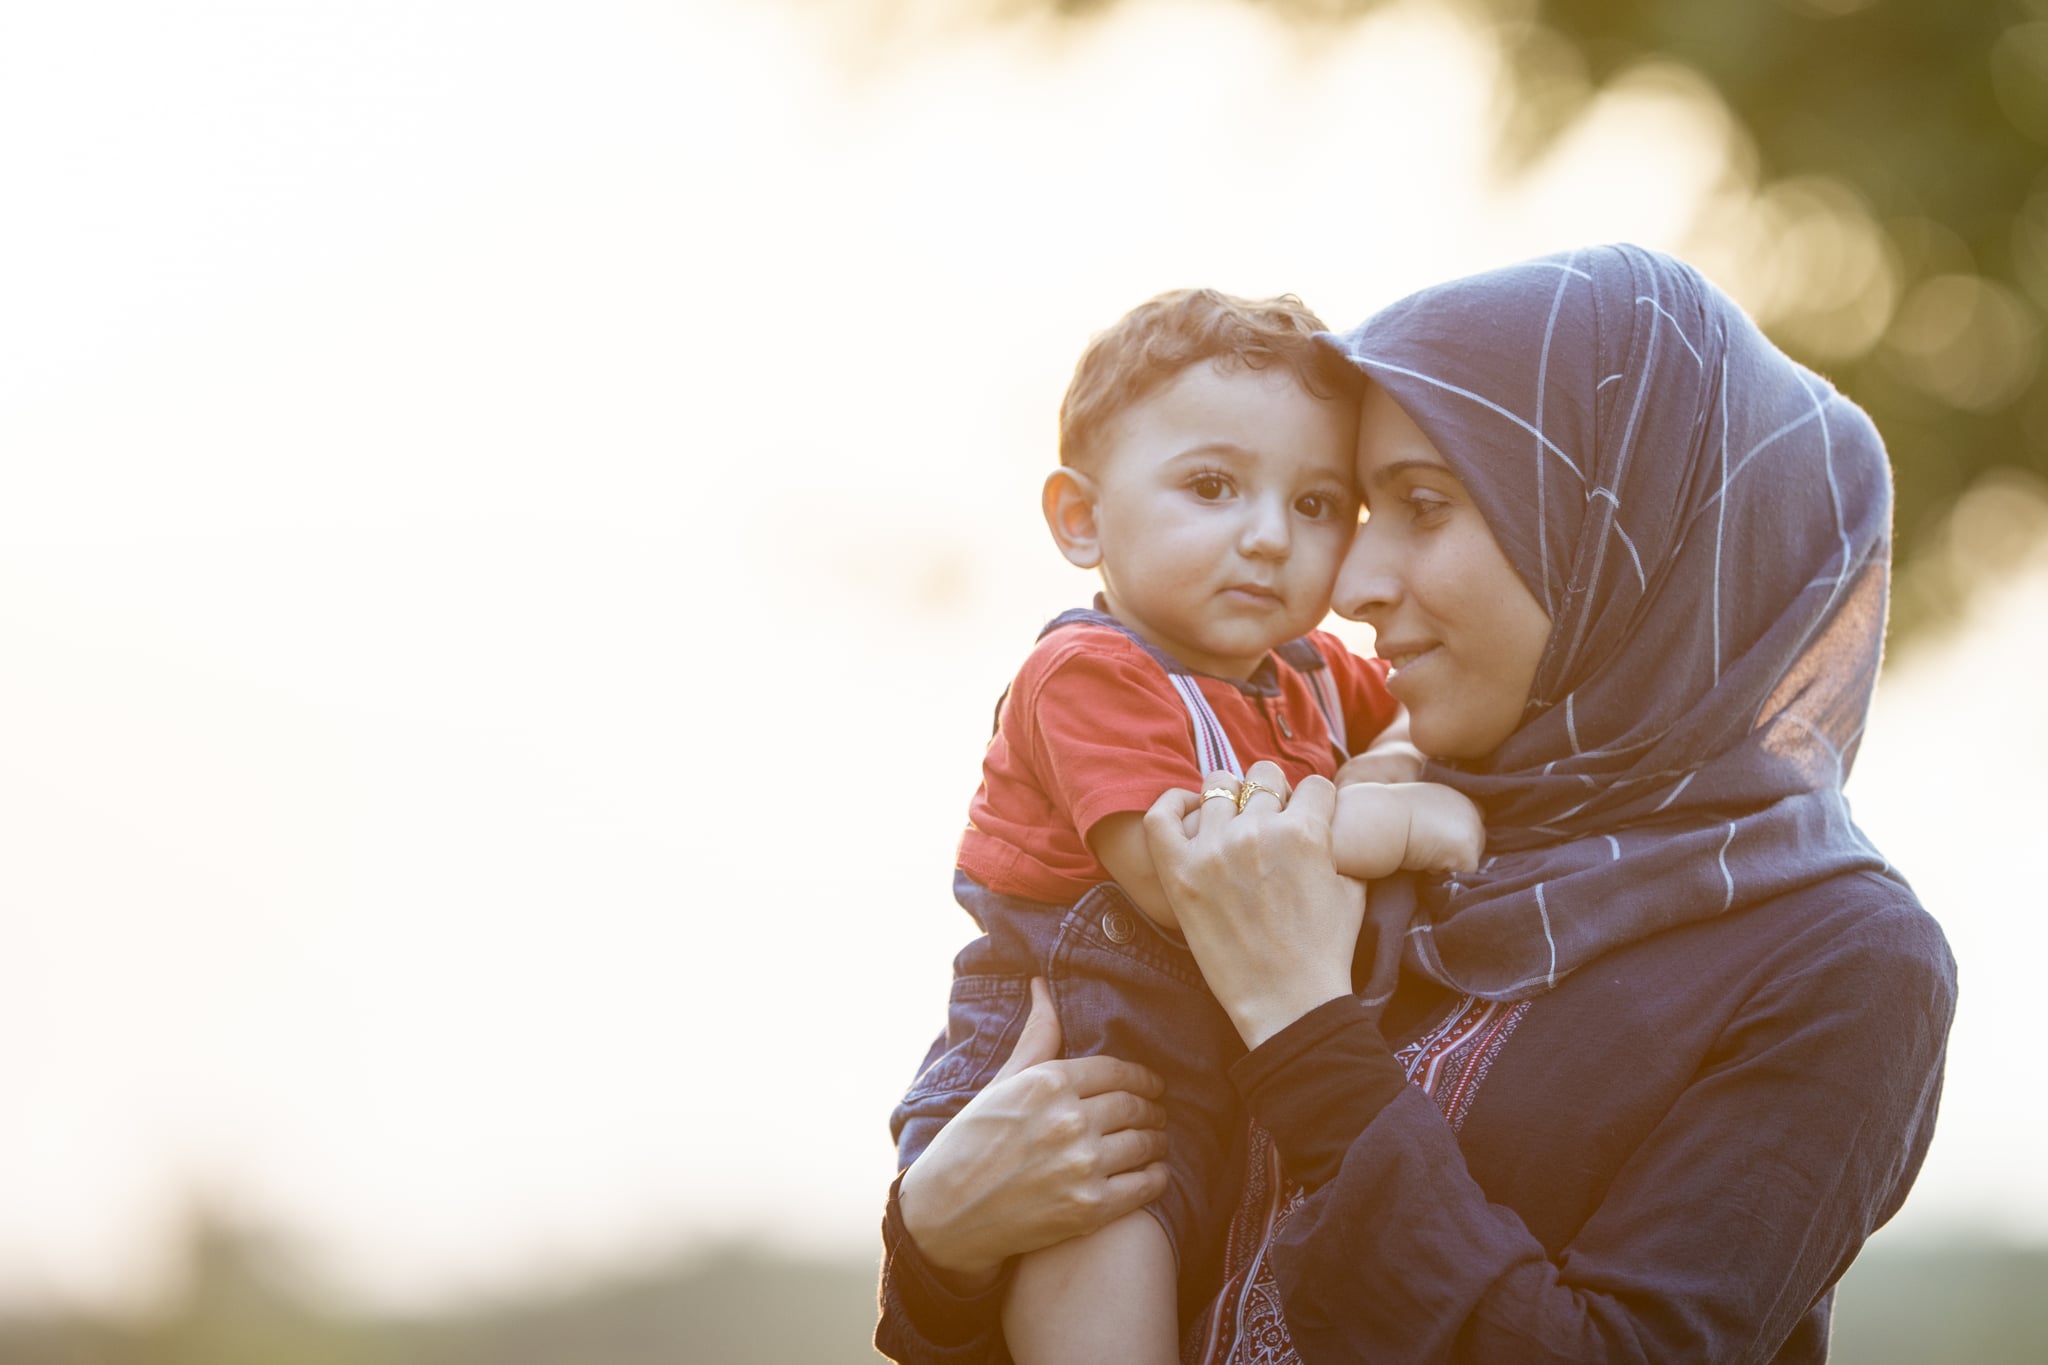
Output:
top-left (1230, 995), bottom-right (1408, 1190)
top-left (1227, 978), bottom-right (1355, 1050)
top-left (896, 1160), bottom-right (1004, 1293)
top-left (881, 1169), bottom-right (1008, 1353)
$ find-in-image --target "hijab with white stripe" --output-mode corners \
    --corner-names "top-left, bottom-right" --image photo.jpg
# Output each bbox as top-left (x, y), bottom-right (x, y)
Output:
top-left (1326, 244), bottom-right (1897, 1002)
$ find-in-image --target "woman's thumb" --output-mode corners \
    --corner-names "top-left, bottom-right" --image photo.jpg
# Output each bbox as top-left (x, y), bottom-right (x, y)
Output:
top-left (992, 977), bottom-right (1061, 1081)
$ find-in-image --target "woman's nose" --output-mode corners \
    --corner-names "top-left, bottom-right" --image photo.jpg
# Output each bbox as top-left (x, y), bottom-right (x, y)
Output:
top-left (1331, 519), bottom-right (1399, 621)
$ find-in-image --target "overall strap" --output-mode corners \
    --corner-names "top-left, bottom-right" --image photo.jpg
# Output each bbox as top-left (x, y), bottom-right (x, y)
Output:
top-left (1278, 637), bottom-right (1347, 758)
top-left (1168, 674), bottom-right (1243, 779)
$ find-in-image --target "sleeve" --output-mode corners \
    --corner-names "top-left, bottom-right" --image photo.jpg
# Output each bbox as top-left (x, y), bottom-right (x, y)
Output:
top-left (1311, 631), bottom-right (1399, 753)
top-left (874, 1172), bottom-right (1010, 1364)
top-left (1021, 635), bottom-right (1208, 840)
top-left (1227, 908), bottom-right (1957, 1363)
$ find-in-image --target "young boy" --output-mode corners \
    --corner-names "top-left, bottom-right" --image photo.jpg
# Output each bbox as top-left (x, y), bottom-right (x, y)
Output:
top-left (890, 289), bottom-right (1483, 1363)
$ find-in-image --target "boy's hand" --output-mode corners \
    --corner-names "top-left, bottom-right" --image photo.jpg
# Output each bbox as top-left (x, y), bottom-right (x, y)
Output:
top-left (1394, 782), bottom-right (1485, 874)
top-left (1334, 745), bottom-right (1424, 787)
top-left (1338, 706), bottom-right (1425, 786)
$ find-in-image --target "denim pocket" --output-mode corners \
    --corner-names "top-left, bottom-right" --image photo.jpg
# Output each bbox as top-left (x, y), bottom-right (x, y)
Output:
top-left (1051, 883), bottom-right (1207, 991)
top-left (890, 973), bottom-right (1032, 1161)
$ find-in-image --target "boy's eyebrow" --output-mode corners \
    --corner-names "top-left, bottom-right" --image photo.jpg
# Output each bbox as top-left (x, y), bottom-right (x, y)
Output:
top-left (1170, 442), bottom-right (1354, 483)
top-left (1168, 441), bottom-right (1260, 463)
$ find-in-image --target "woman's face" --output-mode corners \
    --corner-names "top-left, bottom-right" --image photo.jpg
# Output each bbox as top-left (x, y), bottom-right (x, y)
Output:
top-left (1334, 385), bottom-right (1552, 761)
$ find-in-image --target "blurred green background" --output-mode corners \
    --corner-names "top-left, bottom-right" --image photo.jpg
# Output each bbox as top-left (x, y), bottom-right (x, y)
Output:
top-left (0, 1219), bottom-right (2042, 1363)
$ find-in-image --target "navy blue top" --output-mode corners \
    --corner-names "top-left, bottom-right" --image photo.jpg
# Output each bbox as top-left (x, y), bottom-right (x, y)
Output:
top-left (875, 866), bottom-right (1955, 1363)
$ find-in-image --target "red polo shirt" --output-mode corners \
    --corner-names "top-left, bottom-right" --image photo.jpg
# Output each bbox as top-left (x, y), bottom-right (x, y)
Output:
top-left (958, 621), bottom-right (1398, 906)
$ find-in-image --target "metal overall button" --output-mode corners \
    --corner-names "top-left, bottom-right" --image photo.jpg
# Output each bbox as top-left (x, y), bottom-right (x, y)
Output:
top-left (1101, 908), bottom-right (1137, 944)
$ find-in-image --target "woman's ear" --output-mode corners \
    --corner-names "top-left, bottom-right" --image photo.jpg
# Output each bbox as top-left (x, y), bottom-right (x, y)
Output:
top-left (1042, 468), bottom-right (1104, 569)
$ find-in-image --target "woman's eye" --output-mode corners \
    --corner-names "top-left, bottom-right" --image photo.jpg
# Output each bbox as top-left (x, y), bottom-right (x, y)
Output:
top-left (1191, 474), bottom-right (1230, 500)
top-left (1405, 491), bottom-right (1452, 524)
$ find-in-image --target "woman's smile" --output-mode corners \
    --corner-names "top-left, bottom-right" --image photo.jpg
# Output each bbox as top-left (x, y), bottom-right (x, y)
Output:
top-left (1335, 383), bottom-right (1551, 762)
top-left (1372, 637), bottom-right (1438, 675)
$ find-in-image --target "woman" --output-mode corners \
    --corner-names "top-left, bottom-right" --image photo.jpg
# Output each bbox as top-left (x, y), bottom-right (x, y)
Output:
top-left (876, 244), bottom-right (1956, 1363)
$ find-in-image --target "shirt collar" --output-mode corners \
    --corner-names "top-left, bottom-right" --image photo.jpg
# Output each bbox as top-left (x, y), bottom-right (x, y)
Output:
top-left (1037, 595), bottom-right (1289, 698)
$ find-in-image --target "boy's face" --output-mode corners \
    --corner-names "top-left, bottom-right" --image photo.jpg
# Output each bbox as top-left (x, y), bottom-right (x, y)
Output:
top-left (1066, 361), bottom-right (1359, 680)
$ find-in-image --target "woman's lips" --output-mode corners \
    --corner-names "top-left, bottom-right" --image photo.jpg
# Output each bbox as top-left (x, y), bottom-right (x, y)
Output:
top-left (1377, 641), bottom-right (1439, 676)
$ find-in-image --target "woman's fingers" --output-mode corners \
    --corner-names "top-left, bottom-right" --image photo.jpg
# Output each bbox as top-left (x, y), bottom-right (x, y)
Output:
top-left (1288, 773), bottom-right (1337, 826)
top-left (1094, 1122), bottom-right (1171, 1177)
top-left (1147, 784), bottom-right (1204, 850)
top-left (991, 977), bottom-right (1062, 1084)
top-left (1100, 1161), bottom-right (1173, 1218)
top-left (1195, 768), bottom-right (1245, 834)
top-left (1082, 1085), bottom-right (1168, 1137)
top-left (1237, 759), bottom-right (1292, 815)
top-left (1057, 1052), bottom-right (1166, 1101)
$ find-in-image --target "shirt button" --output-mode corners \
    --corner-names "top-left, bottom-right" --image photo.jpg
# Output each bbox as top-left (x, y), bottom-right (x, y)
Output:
top-left (1102, 909), bottom-right (1137, 944)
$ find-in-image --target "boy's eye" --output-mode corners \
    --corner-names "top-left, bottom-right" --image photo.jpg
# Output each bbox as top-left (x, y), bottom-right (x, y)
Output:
top-left (1190, 474), bottom-right (1231, 500)
top-left (1296, 492), bottom-right (1343, 520)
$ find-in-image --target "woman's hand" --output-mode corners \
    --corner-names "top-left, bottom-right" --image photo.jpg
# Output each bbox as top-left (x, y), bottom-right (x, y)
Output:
top-left (1145, 761), bottom-right (1365, 1049)
top-left (896, 978), bottom-right (1171, 1293)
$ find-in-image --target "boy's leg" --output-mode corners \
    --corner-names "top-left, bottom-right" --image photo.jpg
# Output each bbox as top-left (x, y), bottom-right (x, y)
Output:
top-left (1002, 1209), bottom-right (1179, 1365)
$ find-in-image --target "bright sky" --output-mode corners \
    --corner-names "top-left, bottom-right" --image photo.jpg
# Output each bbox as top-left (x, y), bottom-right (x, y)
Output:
top-left (0, 0), bottom-right (2035, 1315)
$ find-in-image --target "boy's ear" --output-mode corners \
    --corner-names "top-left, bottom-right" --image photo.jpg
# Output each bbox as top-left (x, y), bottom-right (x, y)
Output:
top-left (1042, 468), bottom-right (1104, 569)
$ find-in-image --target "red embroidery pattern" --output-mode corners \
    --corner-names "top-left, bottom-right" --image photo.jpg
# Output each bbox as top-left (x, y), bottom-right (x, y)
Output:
top-left (1186, 997), bottom-right (1531, 1365)
top-left (1394, 996), bottom-right (1532, 1134)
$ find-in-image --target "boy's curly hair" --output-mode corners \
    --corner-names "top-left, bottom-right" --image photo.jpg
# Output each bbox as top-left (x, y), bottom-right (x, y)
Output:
top-left (1058, 288), bottom-right (1361, 468)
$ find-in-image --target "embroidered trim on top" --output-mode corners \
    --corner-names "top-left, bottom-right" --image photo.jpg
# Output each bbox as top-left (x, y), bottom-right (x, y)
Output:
top-left (1187, 995), bottom-right (1532, 1364)
top-left (1393, 995), bottom-right (1533, 1134)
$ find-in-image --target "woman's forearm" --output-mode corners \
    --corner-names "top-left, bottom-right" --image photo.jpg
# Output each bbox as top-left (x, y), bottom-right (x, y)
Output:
top-left (1232, 919), bottom-right (1954, 1363)
top-left (876, 980), bottom-right (1171, 1360)
top-left (876, 1172), bottom-right (1008, 1364)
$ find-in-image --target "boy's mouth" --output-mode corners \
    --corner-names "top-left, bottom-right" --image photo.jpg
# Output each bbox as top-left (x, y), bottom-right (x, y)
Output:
top-left (1222, 583), bottom-right (1281, 605)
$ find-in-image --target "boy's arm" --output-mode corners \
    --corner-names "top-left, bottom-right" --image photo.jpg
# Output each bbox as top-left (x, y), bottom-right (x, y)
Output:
top-left (1330, 782), bottom-right (1484, 882)
top-left (1333, 706), bottom-right (1425, 787)
top-left (1087, 813), bottom-right (1180, 931)
top-left (1103, 779), bottom-right (1484, 912)
top-left (1020, 636), bottom-right (1225, 934)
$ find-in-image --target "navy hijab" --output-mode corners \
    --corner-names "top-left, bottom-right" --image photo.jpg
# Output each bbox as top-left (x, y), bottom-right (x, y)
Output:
top-left (1326, 244), bottom-right (1896, 1002)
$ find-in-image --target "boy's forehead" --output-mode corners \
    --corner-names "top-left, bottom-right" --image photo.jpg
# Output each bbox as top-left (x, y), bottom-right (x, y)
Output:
top-left (1111, 362), bottom-right (1357, 474)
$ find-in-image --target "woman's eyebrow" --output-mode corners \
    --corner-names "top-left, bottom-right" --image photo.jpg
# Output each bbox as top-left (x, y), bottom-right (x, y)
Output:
top-left (1363, 457), bottom-right (1452, 491)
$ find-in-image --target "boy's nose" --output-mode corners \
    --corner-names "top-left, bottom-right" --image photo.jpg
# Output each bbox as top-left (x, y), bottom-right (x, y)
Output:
top-left (1240, 497), bottom-right (1292, 557)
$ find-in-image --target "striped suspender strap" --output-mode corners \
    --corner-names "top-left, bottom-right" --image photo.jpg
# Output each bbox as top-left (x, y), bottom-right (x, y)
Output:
top-left (1299, 648), bottom-right (1348, 757)
top-left (1168, 674), bottom-right (1243, 778)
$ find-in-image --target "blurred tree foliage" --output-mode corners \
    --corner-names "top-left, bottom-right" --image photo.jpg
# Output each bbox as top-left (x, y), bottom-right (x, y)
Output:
top-left (985, 0), bottom-right (2048, 637)
top-left (1493, 0), bottom-right (2048, 638)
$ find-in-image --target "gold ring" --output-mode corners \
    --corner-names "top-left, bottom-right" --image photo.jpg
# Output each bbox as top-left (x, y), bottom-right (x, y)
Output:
top-left (1201, 786), bottom-right (1241, 807)
top-left (1236, 779), bottom-right (1278, 812)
